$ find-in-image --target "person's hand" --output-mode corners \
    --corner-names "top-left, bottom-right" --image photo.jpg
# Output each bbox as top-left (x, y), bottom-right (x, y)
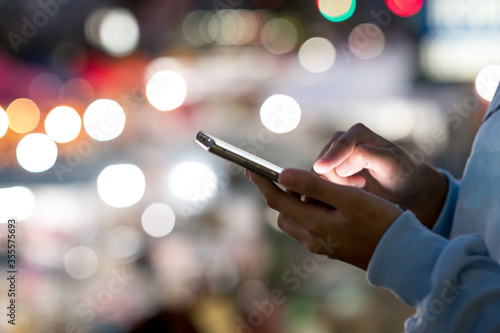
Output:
top-left (245, 168), bottom-right (403, 271)
top-left (312, 123), bottom-right (448, 229)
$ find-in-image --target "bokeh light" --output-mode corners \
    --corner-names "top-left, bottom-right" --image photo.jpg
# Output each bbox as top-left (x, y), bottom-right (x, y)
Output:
top-left (85, 8), bottom-right (109, 48)
top-left (317, 0), bottom-right (356, 22)
top-left (183, 10), bottom-right (211, 46)
top-left (475, 65), bottom-right (500, 102)
top-left (348, 23), bottom-right (385, 60)
top-left (377, 99), bottom-right (415, 140)
top-left (6, 98), bottom-right (40, 134)
top-left (261, 18), bottom-right (298, 55)
top-left (29, 73), bottom-right (63, 101)
top-left (107, 226), bottom-right (143, 259)
top-left (260, 94), bottom-right (301, 134)
top-left (97, 164), bottom-right (145, 208)
top-left (64, 246), bottom-right (98, 279)
top-left (0, 186), bottom-right (36, 222)
top-left (45, 106), bottom-right (82, 143)
top-left (168, 162), bottom-right (218, 203)
top-left (141, 202), bottom-right (176, 238)
top-left (83, 99), bottom-right (126, 141)
top-left (385, 0), bottom-right (423, 17)
top-left (146, 70), bottom-right (187, 111)
top-left (99, 8), bottom-right (140, 56)
top-left (16, 133), bottom-right (58, 173)
top-left (298, 37), bottom-right (336, 73)
top-left (0, 107), bottom-right (8, 138)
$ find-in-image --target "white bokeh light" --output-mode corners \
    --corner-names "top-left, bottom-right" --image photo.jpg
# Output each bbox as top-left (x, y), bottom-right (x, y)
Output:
top-left (99, 8), bottom-right (140, 56)
top-left (475, 65), bottom-right (500, 102)
top-left (97, 164), bottom-right (145, 208)
top-left (45, 106), bottom-right (82, 143)
top-left (141, 202), bottom-right (176, 238)
top-left (146, 70), bottom-right (187, 111)
top-left (168, 162), bottom-right (218, 203)
top-left (84, 99), bottom-right (126, 141)
top-left (298, 37), bottom-right (336, 73)
top-left (64, 246), bottom-right (98, 279)
top-left (377, 99), bottom-right (415, 140)
top-left (0, 186), bottom-right (36, 222)
top-left (0, 107), bottom-right (8, 138)
top-left (16, 133), bottom-right (58, 173)
top-left (260, 94), bottom-right (301, 134)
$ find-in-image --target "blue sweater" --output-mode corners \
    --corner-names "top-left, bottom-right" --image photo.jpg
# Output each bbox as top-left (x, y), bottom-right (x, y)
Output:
top-left (367, 84), bottom-right (500, 333)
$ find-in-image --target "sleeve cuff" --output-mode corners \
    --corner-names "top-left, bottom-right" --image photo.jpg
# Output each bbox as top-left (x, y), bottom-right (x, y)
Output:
top-left (367, 210), bottom-right (449, 306)
top-left (432, 169), bottom-right (460, 239)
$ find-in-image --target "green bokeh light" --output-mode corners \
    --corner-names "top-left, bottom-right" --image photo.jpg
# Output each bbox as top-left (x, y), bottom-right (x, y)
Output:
top-left (317, 0), bottom-right (356, 22)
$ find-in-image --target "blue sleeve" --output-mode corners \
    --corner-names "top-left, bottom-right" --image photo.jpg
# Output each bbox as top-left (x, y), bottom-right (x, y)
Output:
top-left (367, 211), bottom-right (500, 333)
top-left (431, 169), bottom-right (461, 239)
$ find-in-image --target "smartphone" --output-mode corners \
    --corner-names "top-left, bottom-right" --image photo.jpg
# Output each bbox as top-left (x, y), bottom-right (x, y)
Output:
top-left (196, 130), bottom-right (283, 182)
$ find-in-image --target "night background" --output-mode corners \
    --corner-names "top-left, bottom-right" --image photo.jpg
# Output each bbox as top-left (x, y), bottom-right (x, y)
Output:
top-left (0, 0), bottom-right (499, 332)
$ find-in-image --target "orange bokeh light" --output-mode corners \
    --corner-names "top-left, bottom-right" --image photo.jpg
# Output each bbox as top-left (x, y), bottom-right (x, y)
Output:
top-left (6, 98), bottom-right (40, 134)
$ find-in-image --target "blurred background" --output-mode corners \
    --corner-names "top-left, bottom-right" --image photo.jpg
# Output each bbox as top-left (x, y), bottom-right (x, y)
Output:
top-left (0, 0), bottom-right (499, 332)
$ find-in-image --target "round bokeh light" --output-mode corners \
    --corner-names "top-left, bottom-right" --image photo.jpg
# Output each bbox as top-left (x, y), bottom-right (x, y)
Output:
top-left (260, 94), bottom-right (301, 134)
top-left (97, 164), bottom-right (145, 208)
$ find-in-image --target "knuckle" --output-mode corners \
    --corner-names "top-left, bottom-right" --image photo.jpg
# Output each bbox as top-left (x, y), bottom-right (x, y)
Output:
top-left (351, 123), bottom-right (367, 132)
top-left (264, 195), bottom-right (279, 210)
top-left (303, 178), bottom-right (319, 198)
top-left (276, 214), bottom-right (287, 230)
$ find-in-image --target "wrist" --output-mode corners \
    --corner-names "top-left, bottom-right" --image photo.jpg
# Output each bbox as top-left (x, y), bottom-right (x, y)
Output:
top-left (400, 164), bottom-right (448, 229)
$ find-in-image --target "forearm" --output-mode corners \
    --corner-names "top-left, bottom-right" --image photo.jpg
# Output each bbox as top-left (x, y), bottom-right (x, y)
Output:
top-left (368, 212), bottom-right (500, 333)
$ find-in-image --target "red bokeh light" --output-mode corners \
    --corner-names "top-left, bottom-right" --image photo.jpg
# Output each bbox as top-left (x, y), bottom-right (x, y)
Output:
top-left (385, 0), bottom-right (423, 17)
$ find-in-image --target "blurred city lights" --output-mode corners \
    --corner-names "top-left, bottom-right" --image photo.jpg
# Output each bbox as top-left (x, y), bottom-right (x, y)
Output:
top-left (348, 23), bottom-right (385, 60)
top-left (16, 133), bottom-right (58, 173)
top-left (298, 37), bottom-right (336, 73)
top-left (141, 202), bottom-right (176, 238)
top-left (260, 94), bottom-right (301, 134)
top-left (83, 99), bottom-right (126, 141)
top-left (29, 73), bottom-right (63, 101)
top-left (85, 8), bottom-right (109, 48)
top-left (183, 10), bottom-right (211, 46)
top-left (6, 98), bottom-right (40, 134)
top-left (97, 164), bottom-right (145, 208)
top-left (261, 18), bottom-right (298, 55)
top-left (64, 246), bottom-right (98, 279)
top-left (0, 186), bottom-right (36, 222)
top-left (168, 162), bottom-right (218, 203)
top-left (146, 70), bottom-right (187, 111)
top-left (0, 107), bottom-right (8, 138)
top-left (317, 0), bottom-right (356, 22)
top-left (60, 78), bottom-right (95, 102)
top-left (107, 226), bottom-right (143, 259)
top-left (385, 0), bottom-right (423, 17)
top-left (45, 106), bottom-right (82, 143)
top-left (99, 8), bottom-right (140, 56)
top-left (475, 65), bottom-right (500, 102)
top-left (377, 99), bottom-right (415, 140)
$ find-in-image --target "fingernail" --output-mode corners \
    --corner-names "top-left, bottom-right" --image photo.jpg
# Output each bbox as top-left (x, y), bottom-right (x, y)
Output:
top-left (279, 171), bottom-right (295, 186)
